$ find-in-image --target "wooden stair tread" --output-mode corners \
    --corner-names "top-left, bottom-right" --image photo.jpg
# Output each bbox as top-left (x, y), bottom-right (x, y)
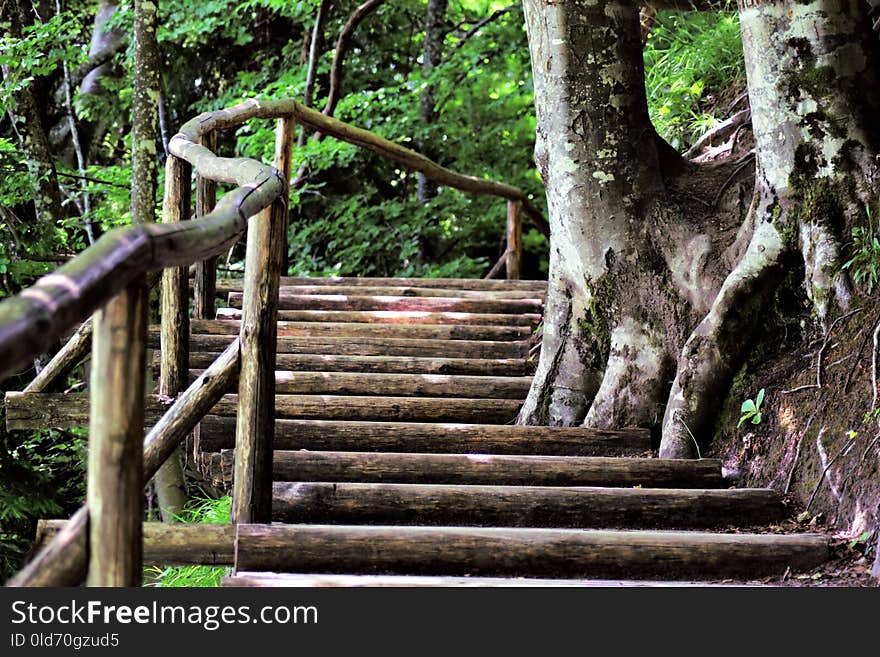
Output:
top-left (216, 276), bottom-right (549, 293)
top-left (270, 482), bottom-right (785, 529)
top-left (217, 308), bottom-right (542, 326)
top-left (150, 334), bottom-right (530, 358)
top-left (187, 319), bottom-right (533, 341)
top-left (273, 285), bottom-right (545, 300)
top-left (189, 371), bottom-right (534, 399)
top-left (188, 352), bottom-right (530, 375)
top-left (233, 524), bottom-right (829, 580)
top-left (228, 292), bottom-right (544, 314)
top-left (195, 418), bottom-right (652, 456)
top-left (264, 451), bottom-right (723, 487)
top-left (222, 572), bottom-right (747, 587)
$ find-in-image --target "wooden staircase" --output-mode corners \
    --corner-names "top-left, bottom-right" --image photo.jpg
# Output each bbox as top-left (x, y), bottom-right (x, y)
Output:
top-left (193, 277), bottom-right (828, 586)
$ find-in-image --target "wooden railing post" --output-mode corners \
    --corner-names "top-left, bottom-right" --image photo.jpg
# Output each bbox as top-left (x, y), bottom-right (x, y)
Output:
top-left (506, 200), bottom-right (522, 280)
top-left (194, 131), bottom-right (218, 320)
top-left (86, 279), bottom-right (148, 586)
top-left (232, 117), bottom-right (295, 524)
top-left (156, 154), bottom-right (192, 520)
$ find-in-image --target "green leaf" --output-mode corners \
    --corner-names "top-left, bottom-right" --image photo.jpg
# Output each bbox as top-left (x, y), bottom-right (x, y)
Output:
top-left (755, 388), bottom-right (765, 408)
top-left (751, 412), bottom-right (762, 425)
top-left (737, 414), bottom-right (749, 428)
top-left (741, 399), bottom-right (756, 413)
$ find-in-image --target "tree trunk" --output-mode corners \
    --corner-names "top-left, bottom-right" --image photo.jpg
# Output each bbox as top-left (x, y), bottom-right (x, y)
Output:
top-left (132, 0), bottom-right (189, 514)
top-left (417, 0), bottom-right (449, 205)
top-left (661, 0), bottom-right (879, 457)
top-left (1, 0), bottom-right (65, 224)
top-left (520, 0), bottom-right (879, 459)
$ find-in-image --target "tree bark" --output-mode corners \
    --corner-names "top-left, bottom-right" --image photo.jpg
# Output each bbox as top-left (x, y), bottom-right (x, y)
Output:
top-left (1, 0), bottom-right (65, 224)
top-left (661, 0), bottom-right (880, 457)
top-left (417, 0), bottom-right (449, 206)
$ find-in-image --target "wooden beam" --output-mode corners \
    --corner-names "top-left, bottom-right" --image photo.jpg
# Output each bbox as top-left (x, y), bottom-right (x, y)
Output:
top-left (232, 122), bottom-right (289, 524)
top-left (506, 200), bottom-right (522, 280)
top-left (267, 451), bottom-right (723, 487)
top-left (234, 524), bottom-right (829, 579)
top-left (216, 276), bottom-right (548, 293)
top-left (188, 318), bottom-right (533, 341)
top-left (195, 418), bottom-right (652, 456)
top-left (86, 281), bottom-right (148, 587)
top-left (270, 482), bottom-right (785, 528)
top-left (227, 292), bottom-right (543, 314)
top-left (7, 343), bottom-right (240, 587)
top-left (219, 308), bottom-right (542, 327)
top-left (34, 521), bottom-right (234, 566)
top-left (193, 130), bottom-right (218, 320)
top-left (24, 318), bottom-right (93, 393)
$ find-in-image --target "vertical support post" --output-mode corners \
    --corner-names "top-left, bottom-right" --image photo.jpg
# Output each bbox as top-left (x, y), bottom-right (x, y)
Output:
top-left (506, 199), bottom-right (522, 280)
top-left (194, 131), bottom-right (218, 319)
top-left (155, 154), bottom-right (192, 521)
top-left (232, 117), bottom-right (294, 524)
top-left (86, 280), bottom-right (148, 586)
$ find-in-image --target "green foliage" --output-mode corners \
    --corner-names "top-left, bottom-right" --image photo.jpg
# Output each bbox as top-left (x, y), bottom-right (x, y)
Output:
top-left (144, 497), bottom-right (232, 587)
top-left (643, 9), bottom-right (745, 150)
top-left (842, 206), bottom-right (880, 294)
top-left (738, 388), bottom-right (765, 428)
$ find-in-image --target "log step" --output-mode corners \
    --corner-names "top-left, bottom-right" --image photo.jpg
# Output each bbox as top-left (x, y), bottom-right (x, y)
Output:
top-left (217, 308), bottom-right (542, 326)
top-left (274, 285), bottom-right (544, 300)
top-left (5, 392), bottom-right (169, 430)
top-left (189, 319), bottom-right (533, 341)
top-left (233, 524), bottom-right (829, 580)
top-left (266, 451), bottom-right (723, 487)
top-left (189, 371), bottom-right (534, 399)
top-left (270, 482), bottom-right (785, 529)
top-left (216, 276), bottom-right (548, 293)
top-left (150, 334), bottom-right (529, 359)
top-left (195, 418), bottom-right (652, 456)
top-left (188, 352), bottom-right (529, 375)
top-left (228, 292), bottom-right (544, 315)
top-left (222, 573), bottom-right (738, 587)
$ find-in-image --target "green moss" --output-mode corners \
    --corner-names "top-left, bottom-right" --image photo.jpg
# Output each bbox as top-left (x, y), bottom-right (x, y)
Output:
top-left (575, 272), bottom-right (615, 369)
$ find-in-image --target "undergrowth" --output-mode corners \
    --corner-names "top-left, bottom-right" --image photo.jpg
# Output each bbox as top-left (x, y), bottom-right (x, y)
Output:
top-left (143, 496), bottom-right (231, 587)
top-left (644, 6), bottom-right (745, 150)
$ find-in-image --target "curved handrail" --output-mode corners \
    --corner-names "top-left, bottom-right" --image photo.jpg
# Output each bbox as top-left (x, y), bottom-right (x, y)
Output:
top-left (0, 97), bottom-right (548, 383)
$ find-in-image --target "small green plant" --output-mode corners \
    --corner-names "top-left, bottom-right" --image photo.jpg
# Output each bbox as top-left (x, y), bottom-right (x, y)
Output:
top-left (144, 496), bottom-right (231, 587)
top-left (842, 206), bottom-right (880, 293)
top-left (738, 388), bottom-right (765, 428)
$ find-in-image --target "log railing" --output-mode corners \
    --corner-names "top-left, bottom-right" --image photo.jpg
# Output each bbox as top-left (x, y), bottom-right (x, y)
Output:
top-left (2, 97), bottom-right (547, 587)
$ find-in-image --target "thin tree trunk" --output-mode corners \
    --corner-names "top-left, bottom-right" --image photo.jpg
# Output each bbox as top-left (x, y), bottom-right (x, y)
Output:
top-left (417, 0), bottom-right (448, 205)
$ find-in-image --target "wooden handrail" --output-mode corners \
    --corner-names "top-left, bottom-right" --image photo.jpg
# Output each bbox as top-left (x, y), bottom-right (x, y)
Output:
top-left (0, 97), bottom-right (546, 383)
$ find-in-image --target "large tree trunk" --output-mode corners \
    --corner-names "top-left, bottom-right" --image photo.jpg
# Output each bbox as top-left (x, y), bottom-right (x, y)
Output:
top-left (417, 0), bottom-right (449, 205)
top-left (520, 0), bottom-right (879, 459)
top-left (661, 0), bottom-right (879, 457)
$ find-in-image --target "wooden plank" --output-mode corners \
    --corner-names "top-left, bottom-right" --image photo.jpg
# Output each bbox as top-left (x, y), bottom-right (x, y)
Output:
top-left (188, 318), bottom-right (533, 341)
top-left (193, 130), bottom-right (218, 320)
top-left (188, 353), bottom-right (529, 375)
top-left (273, 285), bottom-right (544, 300)
top-left (216, 276), bottom-right (548, 293)
top-left (189, 371), bottom-right (533, 399)
top-left (87, 282), bottom-right (148, 586)
top-left (157, 153), bottom-right (192, 521)
top-left (152, 334), bottom-right (530, 359)
top-left (233, 121), bottom-right (289, 524)
top-left (34, 520), bottom-right (234, 566)
top-left (195, 418), bottom-right (652, 456)
top-left (227, 292), bottom-right (543, 314)
top-left (5, 392), bottom-right (169, 429)
top-left (506, 200), bottom-right (522, 280)
top-left (234, 524), bottom-right (829, 579)
top-left (218, 308), bottom-right (541, 326)
top-left (270, 482), bottom-right (785, 529)
top-left (222, 573), bottom-right (738, 587)
top-left (268, 451), bottom-right (723, 487)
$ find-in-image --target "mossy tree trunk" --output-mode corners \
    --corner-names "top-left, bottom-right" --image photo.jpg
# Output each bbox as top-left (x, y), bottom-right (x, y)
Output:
top-left (519, 0), bottom-right (879, 458)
